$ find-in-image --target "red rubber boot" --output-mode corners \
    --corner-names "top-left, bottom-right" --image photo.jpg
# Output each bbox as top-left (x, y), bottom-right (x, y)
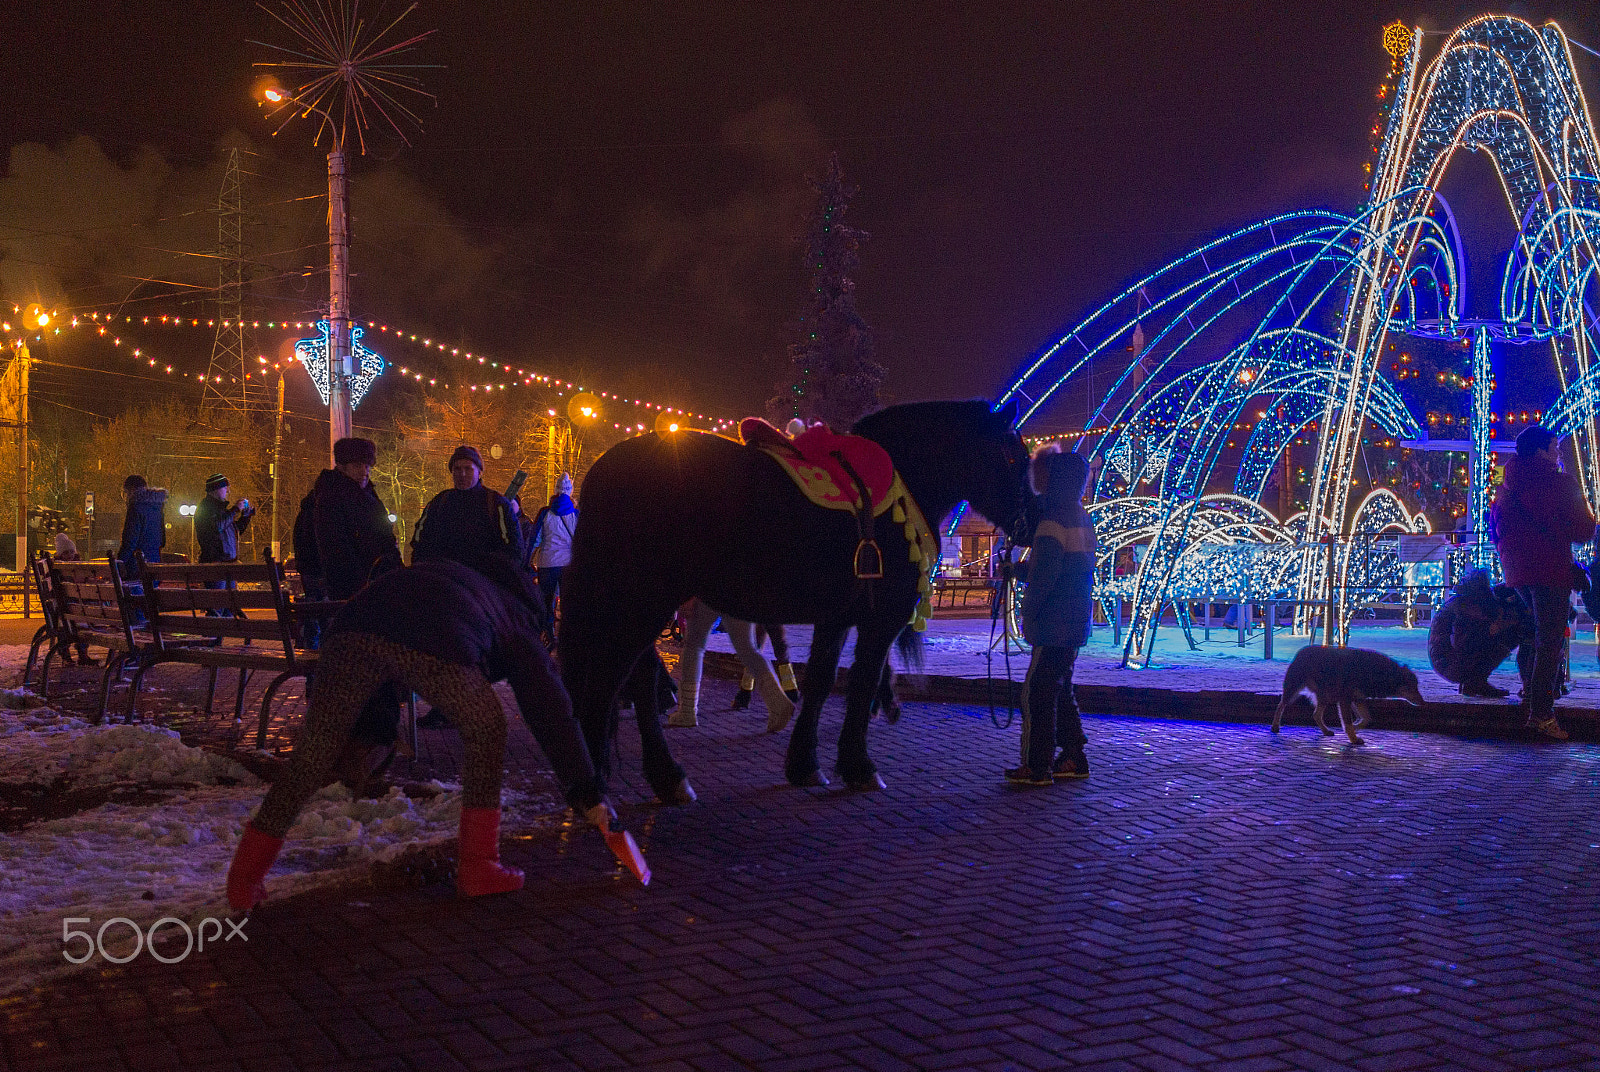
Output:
top-left (457, 807), bottom-right (525, 896)
top-left (226, 824), bottom-right (285, 911)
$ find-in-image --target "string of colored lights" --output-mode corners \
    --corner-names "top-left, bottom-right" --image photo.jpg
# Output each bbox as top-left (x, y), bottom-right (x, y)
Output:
top-left (66, 311), bottom-right (736, 431)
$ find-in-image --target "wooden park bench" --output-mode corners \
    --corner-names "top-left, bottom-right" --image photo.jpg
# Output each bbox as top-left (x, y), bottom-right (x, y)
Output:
top-left (23, 553), bottom-right (70, 692)
top-left (42, 557), bottom-right (165, 722)
top-left (129, 559), bottom-right (314, 733)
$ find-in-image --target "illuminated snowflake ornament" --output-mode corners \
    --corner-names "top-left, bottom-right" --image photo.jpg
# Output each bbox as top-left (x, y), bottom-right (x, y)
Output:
top-left (1382, 21), bottom-right (1413, 60)
top-left (295, 320), bottom-right (384, 407)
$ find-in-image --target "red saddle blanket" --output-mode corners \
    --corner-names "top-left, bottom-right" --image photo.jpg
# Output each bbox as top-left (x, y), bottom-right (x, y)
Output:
top-left (739, 418), bottom-right (896, 515)
top-left (738, 417), bottom-right (940, 631)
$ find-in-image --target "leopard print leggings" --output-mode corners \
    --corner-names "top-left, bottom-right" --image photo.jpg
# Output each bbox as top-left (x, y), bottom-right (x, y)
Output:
top-left (252, 631), bottom-right (507, 838)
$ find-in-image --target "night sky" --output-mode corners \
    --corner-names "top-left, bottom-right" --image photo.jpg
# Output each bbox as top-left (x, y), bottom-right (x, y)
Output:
top-left (5, 1), bottom-right (1600, 426)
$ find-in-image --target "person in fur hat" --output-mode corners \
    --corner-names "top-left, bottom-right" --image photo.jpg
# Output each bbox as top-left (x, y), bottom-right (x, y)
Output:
top-left (1009, 445), bottom-right (1097, 786)
top-left (311, 437), bottom-right (401, 601)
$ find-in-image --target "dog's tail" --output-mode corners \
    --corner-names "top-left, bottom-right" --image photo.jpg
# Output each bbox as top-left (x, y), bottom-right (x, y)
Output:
top-left (1273, 658), bottom-right (1308, 725)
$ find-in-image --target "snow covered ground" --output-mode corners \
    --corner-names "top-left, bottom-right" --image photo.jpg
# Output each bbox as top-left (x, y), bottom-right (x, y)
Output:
top-left (704, 617), bottom-right (1600, 709)
top-left (0, 683), bottom-right (553, 995)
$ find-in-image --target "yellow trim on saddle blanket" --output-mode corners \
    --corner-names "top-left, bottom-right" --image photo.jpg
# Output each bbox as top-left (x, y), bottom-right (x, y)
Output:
top-left (756, 443), bottom-right (898, 517)
top-left (759, 444), bottom-right (940, 631)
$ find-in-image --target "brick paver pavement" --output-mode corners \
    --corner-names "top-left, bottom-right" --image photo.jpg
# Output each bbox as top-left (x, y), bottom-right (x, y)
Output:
top-left (3, 674), bottom-right (1600, 1072)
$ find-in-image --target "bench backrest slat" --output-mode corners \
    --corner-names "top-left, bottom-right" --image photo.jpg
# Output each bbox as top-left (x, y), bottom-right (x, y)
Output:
top-left (52, 558), bottom-right (140, 648)
top-left (139, 559), bottom-right (296, 658)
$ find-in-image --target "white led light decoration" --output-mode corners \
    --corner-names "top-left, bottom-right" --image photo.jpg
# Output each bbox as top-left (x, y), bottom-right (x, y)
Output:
top-left (1000, 15), bottom-right (1600, 663)
top-left (295, 320), bottom-right (385, 407)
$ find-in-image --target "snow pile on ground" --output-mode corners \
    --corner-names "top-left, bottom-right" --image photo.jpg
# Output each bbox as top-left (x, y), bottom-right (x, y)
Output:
top-left (0, 696), bottom-right (538, 993)
top-left (0, 712), bottom-right (256, 788)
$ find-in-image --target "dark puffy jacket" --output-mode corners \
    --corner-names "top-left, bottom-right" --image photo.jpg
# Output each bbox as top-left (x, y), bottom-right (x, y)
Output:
top-left (292, 490), bottom-right (320, 581)
top-left (1020, 452), bottom-right (1096, 648)
top-left (312, 468), bottom-right (401, 600)
top-left (117, 487), bottom-right (167, 570)
top-left (411, 484), bottom-right (521, 569)
top-left (325, 558), bottom-right (598, 811)
top-left (1427, 570), bottom-right (1529, 683)
top-left (195, 495), bottom-right (253, 563)
top-left (1490, 454), bottom-right (1595, 587)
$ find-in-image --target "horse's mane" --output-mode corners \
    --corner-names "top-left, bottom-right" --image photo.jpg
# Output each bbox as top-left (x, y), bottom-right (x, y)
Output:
top-left (850, 399), bottom-right (995, 442)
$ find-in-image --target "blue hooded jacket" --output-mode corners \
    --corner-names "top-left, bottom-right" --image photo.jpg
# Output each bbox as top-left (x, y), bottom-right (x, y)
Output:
top-left (118, 486), bottom-right (167, 570)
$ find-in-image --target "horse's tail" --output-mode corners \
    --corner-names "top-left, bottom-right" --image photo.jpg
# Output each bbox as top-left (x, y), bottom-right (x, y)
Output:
top-left (895, 624), bottom-right (924, 672)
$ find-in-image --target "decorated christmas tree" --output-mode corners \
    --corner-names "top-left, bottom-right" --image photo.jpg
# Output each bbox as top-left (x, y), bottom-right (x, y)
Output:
top-left (770, 154), bottom-right (884, 429)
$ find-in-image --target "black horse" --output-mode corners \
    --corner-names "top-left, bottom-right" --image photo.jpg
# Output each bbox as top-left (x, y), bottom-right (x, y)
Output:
top-left (560, 399), bottom-right (1037, 793)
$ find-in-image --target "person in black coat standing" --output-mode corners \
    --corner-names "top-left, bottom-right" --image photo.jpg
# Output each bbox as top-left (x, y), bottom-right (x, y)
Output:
top-left (312, 437), bottom-right (402, 600)
top-left (194, 473), bottom-right (254, 563)
top-left (411, 445), bottom-right (521, 569)
top-left (117, 475), bottom-right (167, 570)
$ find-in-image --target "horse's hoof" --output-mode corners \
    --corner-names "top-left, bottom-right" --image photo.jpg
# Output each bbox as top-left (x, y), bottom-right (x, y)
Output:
top-left (655, 777), bottom-right (697, 805)
top-left (788, 769), bottom-right (828, 788)
top-left (883, 702), bottom-right (902, 725)
top-left (847, 773), bottom-right (887, 792)
top-left (1269, 724), bottom-right (1280, 734)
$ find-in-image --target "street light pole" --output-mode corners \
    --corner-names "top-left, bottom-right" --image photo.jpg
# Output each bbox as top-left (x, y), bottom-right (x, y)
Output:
top-left (254, 3), bottom-right (434, 463)
top-left (13, 343), bottom-right (27, 575)
top-left (327, 143), bottom-right (352, 454)
top-left (270, 366), bottom-right (286, 559)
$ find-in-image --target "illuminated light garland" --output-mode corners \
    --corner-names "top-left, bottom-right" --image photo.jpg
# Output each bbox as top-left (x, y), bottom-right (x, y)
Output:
top-left (74, 311), bottom-right (739, 432)
top-left (1, 313), bottom-right (240, 387)
top-left (294, 320), bottom-right (385, 407)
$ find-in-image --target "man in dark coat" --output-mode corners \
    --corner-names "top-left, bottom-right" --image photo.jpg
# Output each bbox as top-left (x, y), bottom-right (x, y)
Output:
top-left (1011, 446), bottom-right (1097, 786)
top-left (117, 475), bottom-right (167, 570)
top-left (1490, 425), bottom-right (1597, 739)
top-left (312, 437), bottom-right (401, 601)
top-left (194, 473), bottom-right (254, 564)
top-left (411, 445), bottom-right (521, 568)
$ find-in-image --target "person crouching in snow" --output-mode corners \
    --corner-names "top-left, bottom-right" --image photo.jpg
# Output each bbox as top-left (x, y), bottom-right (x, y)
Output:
top-left (227, 554), bottom-right (613, 910)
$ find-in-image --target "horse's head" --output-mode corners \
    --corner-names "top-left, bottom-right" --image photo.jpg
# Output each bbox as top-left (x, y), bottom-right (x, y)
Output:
top-left (854, 399), bottom-right (1038, 547)
top-left (985, 398), bottom-right (1039, 547)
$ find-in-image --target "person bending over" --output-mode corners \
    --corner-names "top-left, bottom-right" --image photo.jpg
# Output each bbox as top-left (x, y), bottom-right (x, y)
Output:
top-left (226, 554), bottom-right (612, 909)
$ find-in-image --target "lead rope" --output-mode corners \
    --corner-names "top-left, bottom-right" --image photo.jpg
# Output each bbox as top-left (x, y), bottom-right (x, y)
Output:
top-left (986, 542), bottom-right (1018, 729)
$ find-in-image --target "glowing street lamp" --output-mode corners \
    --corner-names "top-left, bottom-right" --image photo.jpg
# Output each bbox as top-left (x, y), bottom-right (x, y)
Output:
top-left (252, 3), bottom-right (435, 463)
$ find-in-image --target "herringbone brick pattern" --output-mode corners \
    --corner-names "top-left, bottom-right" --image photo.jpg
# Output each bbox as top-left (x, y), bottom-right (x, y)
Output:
top-left (3, 677), bottom-right (1599, 1071)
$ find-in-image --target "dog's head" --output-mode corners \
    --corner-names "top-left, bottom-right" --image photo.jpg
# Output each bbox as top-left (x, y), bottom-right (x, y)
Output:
top-left (1393, 666), bottom-right (1425, 707)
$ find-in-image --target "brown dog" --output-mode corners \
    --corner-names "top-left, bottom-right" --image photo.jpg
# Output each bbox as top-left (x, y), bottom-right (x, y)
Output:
top-left (1270, 646), bottom-right (1425, 745)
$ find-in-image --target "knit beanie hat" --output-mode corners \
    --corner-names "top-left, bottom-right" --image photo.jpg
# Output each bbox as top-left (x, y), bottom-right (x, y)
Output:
top-left (123, 474), bottom-right (147, 492)
top-left (334, 437), bottom-right (378, 466)
top-left (556, 472), bottom-right (574, 495)
top-left (205, 473), bottom-right (229, 492)
top-left (448, 445), bottom-right (483, 471)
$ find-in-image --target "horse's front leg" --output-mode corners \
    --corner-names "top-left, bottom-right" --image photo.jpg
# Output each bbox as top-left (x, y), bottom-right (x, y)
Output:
top-left (836, 621), bottom-right (898, 791)
top-left (787, 623), bottom-right (846, 787)
top-left (620, 652), bottom-right (695, 804)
